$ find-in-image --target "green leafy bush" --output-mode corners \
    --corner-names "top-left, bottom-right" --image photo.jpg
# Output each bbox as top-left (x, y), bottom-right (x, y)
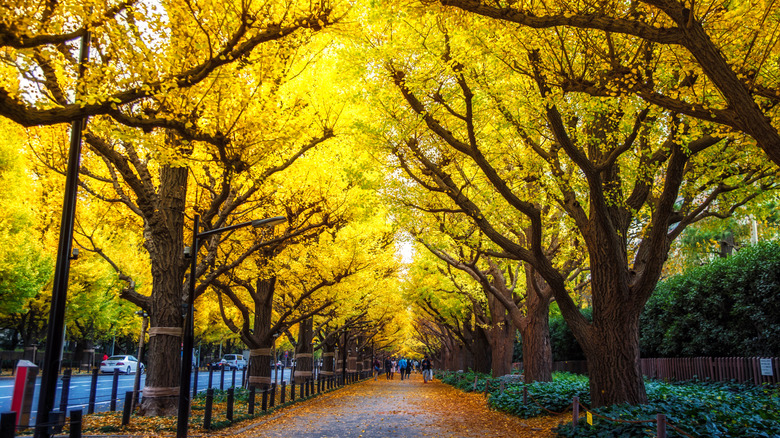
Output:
top-left (554, 380), bottom-right (780, 437)
top-left (443, 371), bottom-right (780, 437)
top-left (641, 240), bottom-right (780, 357)
top-left (489, 372), bottom-right (590, 418)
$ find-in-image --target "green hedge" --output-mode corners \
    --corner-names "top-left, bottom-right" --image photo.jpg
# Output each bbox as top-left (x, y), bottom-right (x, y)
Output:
top-left (640, 240), bottom-right (780, 357)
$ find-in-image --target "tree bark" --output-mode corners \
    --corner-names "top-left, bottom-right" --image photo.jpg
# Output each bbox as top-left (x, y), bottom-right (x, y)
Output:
top-left (245, 278), bottom-right (276, 389)
top-left (320, 341), bottom-right (337, 378)
top-left (581, 311), bottom-right (646, 406)
top-left (485, 276), bottom-right (515, 377)
top-left (138, 165), bottom-right (188, 416)
top-left (294, 318), bottom-right (313, 384)
top-left (470, 325), bottom-right (492, 374)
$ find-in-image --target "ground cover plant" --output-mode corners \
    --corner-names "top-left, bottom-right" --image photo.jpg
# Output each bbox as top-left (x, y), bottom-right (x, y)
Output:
top-left (439, 371), bottom-right (780, 437)
top-left (554, 379), bottom-right (780, 437)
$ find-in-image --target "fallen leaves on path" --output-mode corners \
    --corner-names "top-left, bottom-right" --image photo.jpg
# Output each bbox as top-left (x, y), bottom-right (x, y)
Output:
top-left (50, 376), bottom-right (567, 437)
top-left (235, 374), bottom-right (567, 437)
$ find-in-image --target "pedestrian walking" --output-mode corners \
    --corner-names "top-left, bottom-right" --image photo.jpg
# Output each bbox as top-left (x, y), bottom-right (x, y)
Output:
top-left (384, 357), bottom-right (392, 380)
top-left (421, 356), bottom-right (432, 383)
top-left (398, 357), bottom-right (407, 381)
top-left (373, 358), bottom-right (382, 381)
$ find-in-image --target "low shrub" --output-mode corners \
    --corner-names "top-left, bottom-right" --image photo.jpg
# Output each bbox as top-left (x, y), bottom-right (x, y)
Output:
top-left (554, 380), bottom-right (780, 437)
top-left (441, 371), bottom-right (780, 437)
top-left (489, 372), bottom-right (590, 418)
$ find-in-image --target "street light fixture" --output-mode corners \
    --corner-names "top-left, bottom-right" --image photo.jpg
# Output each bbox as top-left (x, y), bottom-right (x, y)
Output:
top-left (176, 214), bottom-right (285, 438)
top-left (34, 32), bottom-right (90, 438)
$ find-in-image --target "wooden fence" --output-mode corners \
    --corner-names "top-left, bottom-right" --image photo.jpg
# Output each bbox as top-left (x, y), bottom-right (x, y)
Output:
top-left (514, 357), bottom-right (780, 385)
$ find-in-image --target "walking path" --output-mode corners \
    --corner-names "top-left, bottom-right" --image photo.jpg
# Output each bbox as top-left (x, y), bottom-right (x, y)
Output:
top-left (224, 373), bottom-right (567, 438)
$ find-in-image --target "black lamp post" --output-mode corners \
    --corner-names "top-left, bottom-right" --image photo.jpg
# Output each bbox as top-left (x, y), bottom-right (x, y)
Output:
top-left (34, 32), bottom-right (90, 438)
top-left (176, 214), bottom-right (285, 438)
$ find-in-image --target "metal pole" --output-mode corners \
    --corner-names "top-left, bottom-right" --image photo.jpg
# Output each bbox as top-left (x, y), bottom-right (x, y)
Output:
top-left (176, 215), bottom-right (198, 438)
top-left (132, 313), bottom-right (147, 410)
top-left (341, 328), bottom-right (348, 382)
top-left (34, 32), bottom-right (90, 438)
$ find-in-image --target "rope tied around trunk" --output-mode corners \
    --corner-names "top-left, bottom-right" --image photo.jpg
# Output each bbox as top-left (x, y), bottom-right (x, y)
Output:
top-left (148, 327), bottom-right (183, 337)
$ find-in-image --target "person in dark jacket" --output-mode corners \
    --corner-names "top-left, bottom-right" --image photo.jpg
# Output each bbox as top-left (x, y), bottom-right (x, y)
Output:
top-left (421, 356), bottom-right (432, 383)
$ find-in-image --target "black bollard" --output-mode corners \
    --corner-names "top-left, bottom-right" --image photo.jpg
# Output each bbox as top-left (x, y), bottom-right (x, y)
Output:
top-left (304, 379), bottom-right (309, 398)
top-left (231, 368), bottom-right (236, 388)
top-left (59, 369), bottom-right (72, 418)
top-left (291, 382), bottom-right (296, 401)
top-left (226, 387), bottom-right (234, 421)
top-left (1, 412), bottom-right (15, 438)
top-left (241, 367), bottom-right (246, 387)
top-left (300, 380), bottom-right (305, 399)
top-left (270, 383), bottom-right (276, 408)
top-left (203, 388), bottom-right (214, 430)
top-left (69, 409), bottom-right (82, 438)
top-left (122, 392), bottom-right (132, 426)
top-left (208, 367), bottom-right (213, 389)
top-left (281, 381), bottom-right (286, 404)
top-left (87, 368), bottom-right (98, 414)
top-left (49, 411), bottom-right (63, 434)
top-left (110, 369), bottom-right (120, 411)
top-left (192, 367), bottom-right (199, 398)
top-left (261, 389), bottom-right (268, 412)
top-left (248, 387), bottom-right (255, 415)
top-left (220, 367), bottom-right (225, 390)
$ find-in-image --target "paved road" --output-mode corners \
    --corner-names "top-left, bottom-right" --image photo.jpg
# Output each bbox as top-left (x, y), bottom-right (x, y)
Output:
top-left (0, 367), bottom-right (293, 423)
top-left (232, 373), bottom-right (565, 438)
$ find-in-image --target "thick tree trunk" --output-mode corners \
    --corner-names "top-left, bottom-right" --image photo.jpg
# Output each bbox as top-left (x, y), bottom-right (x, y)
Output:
top-left (485, 288), bottom-right (515, 377)
top-left (139, 165), bottom-right (187, 416)
top-left (294, 318), bottom-right (313, 384)
top-left (346, 337), bottom-right (358, 374)
top-left (520, 268), bottom-right (553, 383)
top-left (565, 247), bottom-right (649, 407)
top-left (442, 336), bottom-right (456, 370)
top-left (520, 302), bottom-right (552, 383)
top-left (74, 340), bottom-right (95, 369)
top-left (246, 278), bottom-right (275, 389)
top-left (321, 342), bottom-right (336, 378)
top-left (471, 326), bottom-right (492, 374)
top-left (459, 342), bottom-right (473, 371)
top-left (582, 313), bottom-right (646, 406)
top-left (489, 322), bottom-right (515, 377)
top-left (247, 348), bottom-right (273, 389)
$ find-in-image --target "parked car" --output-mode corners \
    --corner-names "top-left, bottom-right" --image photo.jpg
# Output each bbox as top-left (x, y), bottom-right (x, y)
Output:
top-left (100, 355), bottom-right (144, 374)
top-left (209, 354), bottom-right (247, 371)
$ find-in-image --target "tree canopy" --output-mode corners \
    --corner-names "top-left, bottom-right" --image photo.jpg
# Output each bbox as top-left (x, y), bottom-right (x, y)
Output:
top-left (0, 0), bottom-right (778, 412)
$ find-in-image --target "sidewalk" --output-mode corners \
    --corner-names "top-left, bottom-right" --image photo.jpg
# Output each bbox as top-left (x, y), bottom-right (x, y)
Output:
top-left (227, 373), bottom-right (566, 438)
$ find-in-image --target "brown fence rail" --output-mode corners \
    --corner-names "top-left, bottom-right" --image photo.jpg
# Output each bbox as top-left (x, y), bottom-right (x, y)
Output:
top-left (513, 357), bottom-right (779, 384)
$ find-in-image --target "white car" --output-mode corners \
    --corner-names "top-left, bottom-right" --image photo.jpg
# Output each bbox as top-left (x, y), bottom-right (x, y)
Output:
top-left (218, 354), bottom-right (247, 370)
top-left (100, 355), bottom-right (144, 374)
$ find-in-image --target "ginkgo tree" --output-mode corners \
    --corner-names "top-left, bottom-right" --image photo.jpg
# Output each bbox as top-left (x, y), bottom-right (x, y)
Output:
top-left (0, 119), bottom-right (53, 321)
top-left (436, 0), bottom-right (780, 168)
top-left (4, 0), bottom-right (347, 416)
top-left (359, 6), bottom-right (779, 407)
